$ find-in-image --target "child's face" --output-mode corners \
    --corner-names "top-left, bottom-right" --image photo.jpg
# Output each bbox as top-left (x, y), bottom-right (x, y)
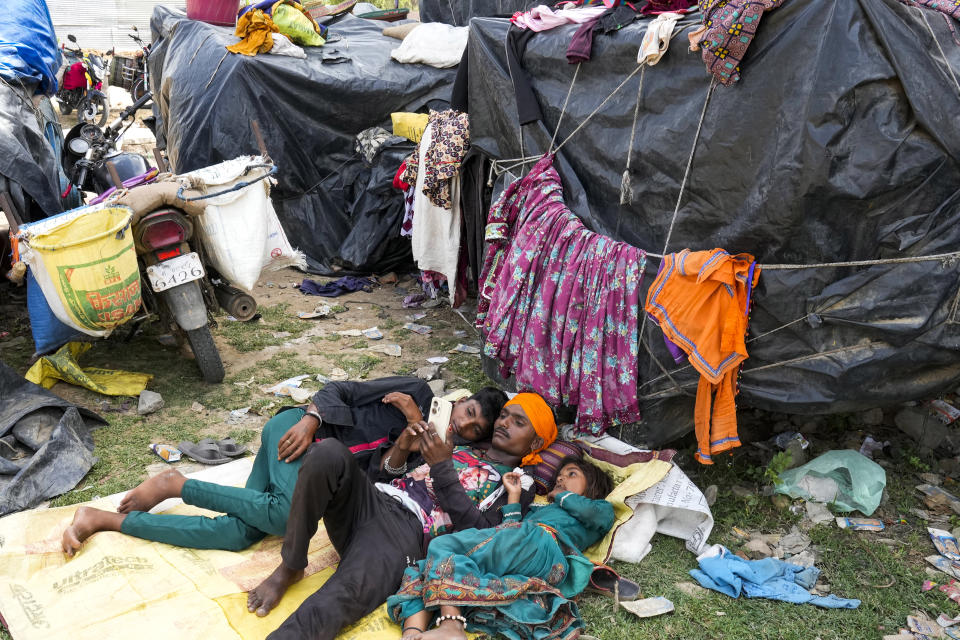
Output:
top-left (553, 463), bottom-right (588, 497)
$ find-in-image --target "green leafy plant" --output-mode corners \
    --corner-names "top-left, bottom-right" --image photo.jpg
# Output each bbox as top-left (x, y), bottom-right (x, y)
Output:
top-left (764, 451), bottom-right (793, 486)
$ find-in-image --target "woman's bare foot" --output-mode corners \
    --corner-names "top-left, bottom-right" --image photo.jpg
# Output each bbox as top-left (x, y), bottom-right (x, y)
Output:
top-left (418, 620), bottom-right (467, 640)
top-left (246, 563), bottom-right (304, 617)
top-left (401, 610), bottom-right (432, 639)
top-left (61, 506), bottom-right (125, 557)
top-left (118, 469), bottom-right (187, 514)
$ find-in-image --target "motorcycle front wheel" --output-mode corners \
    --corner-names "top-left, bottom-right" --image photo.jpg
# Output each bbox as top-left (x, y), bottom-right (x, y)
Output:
top-left (77, 92), bottom-right (108, 127)
top-left (131, 78), bottom-right (147, 104)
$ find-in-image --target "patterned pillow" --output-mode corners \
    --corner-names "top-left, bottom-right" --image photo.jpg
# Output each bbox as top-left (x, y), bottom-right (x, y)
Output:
top-left (530, 440), bottom-right (583, 495)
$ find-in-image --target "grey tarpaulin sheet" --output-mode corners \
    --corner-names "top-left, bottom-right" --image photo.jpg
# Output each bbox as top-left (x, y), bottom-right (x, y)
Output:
top-left (148, 7), bottom-right (458, 274)
top-left (420, 0), bottom-right (537, 26)
top-left (465, 0), bottom-right (960, 443)
top-left (0, 361), bottom-right (104, 516)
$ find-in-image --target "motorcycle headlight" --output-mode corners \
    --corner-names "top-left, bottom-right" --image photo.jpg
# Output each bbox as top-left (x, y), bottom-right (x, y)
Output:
top-left (67, 137), bottom-right (90, 155)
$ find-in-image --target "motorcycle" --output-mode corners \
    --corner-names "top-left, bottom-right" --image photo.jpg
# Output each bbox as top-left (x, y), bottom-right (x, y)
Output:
top-left (128, 26), bottom-right (151, 105)
top-left (56, 34), bottom-right (109, 127)
top-left (61, 91), bottom-right (236, 383)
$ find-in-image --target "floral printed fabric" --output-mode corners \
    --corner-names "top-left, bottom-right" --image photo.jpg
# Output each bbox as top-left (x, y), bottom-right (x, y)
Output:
top-left (478, 155), bottom-right (646, 435)
top-left (390, 447), bottom-right (510, 538)
top-left (913, 0), bottom-right (960, 19)
top-left (695, 0), bottom-right (787, 86)
top-left (402, 109), bottom-right (470, 209)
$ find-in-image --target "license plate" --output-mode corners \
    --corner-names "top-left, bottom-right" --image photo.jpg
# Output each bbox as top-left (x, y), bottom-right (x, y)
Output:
top-left (146, 252), bottom-right (204, 292)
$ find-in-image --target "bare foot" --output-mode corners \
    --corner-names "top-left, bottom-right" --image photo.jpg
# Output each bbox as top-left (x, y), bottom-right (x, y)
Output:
top-left (118, 469), bottom-right (187, 514)
top-left (61, 506), bottom-right (124, 557)
top-left (247, 563), bottom-right (304, 617)
top-left (418, 621), bottom-right (467, 640)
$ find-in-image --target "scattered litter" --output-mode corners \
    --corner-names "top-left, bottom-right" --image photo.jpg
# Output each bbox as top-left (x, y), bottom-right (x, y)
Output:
top-left (336, 329), bottom-right (364, 337)
top-left (778, 526), bottom-right (812, 556)
top-left (369, 343), bottom-right (402, 357)
top-left (620, 597), bottom-right (674, 618)
top-left (909, 615), bottom-right (942, 638)
top-left (927, 555), bottom-right (960, 580)
top-left (731, 527), bottom-right (751, 541)
top-left (227, 407), bottom-right (251, 424)
top-left (453, 330), bottom-right (467, 338)
top-left (404, 322), bottom-right (432, 335)
top-left (263, 375), bottom-right (311, 395)
top-left (776, 449), bottom-right (886, 515)
top-left (422, 298), bottom-right (442, 309)
top-left (362, 326), bottom-right (383, 340)
top-left (939, 613), bottom-right (960, 627)
top-left (190, 402), bottom-right (205, 413)
top-left (298, 304), bottom-right (334, 319)
top-left (743, 538), bottom-right (773, 558)
top-left (940, 582), bottom-right (960, 605)
top-left (427, 356), bottom-right (449, 364)
top-left (918, 484), bottom-right (960, 516)
top-left (403, 293), bottom-right (426, 308)
top-left (250, 402), bottom-right (275, 416)
top-left (805, 501), bottom-right (834, 525)
top-left (836, 517), bottom-right (884, 531)
top-left (149, 443), bottom-right (182, 463)
top-left (330, 367), bottom-right (349, 381)
top-left (788, 548), bottom-right (818, 567)
top-left (929, 399), bottom-right (960, 424)
top-left (773, 431), bottom-right (809, 450)
top-left (912, 507), bottom-right (935, 521)
top-left (859, 435), bottom-right (888, 459)
top-left (921, 473), bottom-right (944, 486)
top-left (316, 374), bottom-right (331, 385)
top-left (883, 634), bottom-right (918, 640)
top-left (930, 528), bottom-right (960, 561)
top-left (450, 344), bottom-right (481, 354)
top-left (414, 364), bottom-right (441, 381)
top-left (406, 312), bottom-right (427, 321)
top-left (138, 390), bottom-right (164, 415)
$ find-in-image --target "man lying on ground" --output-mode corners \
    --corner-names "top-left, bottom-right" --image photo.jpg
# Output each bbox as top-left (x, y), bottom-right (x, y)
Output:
top-left (246, 393), bottom-right (559, 640)
top-left (61, 377), bottom-right (506, 556)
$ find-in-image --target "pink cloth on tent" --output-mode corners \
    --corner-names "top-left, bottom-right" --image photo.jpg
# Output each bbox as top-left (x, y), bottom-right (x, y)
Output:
top-left (511, 5), bottom-right (609, 31)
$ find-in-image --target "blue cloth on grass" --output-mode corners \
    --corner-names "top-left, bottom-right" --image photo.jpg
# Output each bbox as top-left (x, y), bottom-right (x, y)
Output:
top-left (690, 546), bottom-right (860, 609)
top-left (299, 276), bottom-right (374, 297)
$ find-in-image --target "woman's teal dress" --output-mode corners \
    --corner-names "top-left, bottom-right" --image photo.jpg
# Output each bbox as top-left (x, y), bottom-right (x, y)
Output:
top-left (387, 491), bottom-right (615, 640)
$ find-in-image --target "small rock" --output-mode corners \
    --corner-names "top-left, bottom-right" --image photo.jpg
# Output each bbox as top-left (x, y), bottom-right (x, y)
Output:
top-left (704, 485), bottom-right (718, 506)
top-left (910, 507), bottom-right (933, 521)
top-left (784, 439), bottom-right (808, 468)
top-left (138, 390), bottom-right (164, 415)
top-left (895, 407), bottom-right (948, 450)
top-left (788, 548), bottom-right (818, 567)
top-left (771, 494), bottom-right (792, 510)
top-left (278, 283), bottom-right (287, 289)
top-left (190, 402), bottom-right (204, 413)
top-left (861, 407), bottom-right (884, 426)
top-left (778, 526), bottom-right (811, 555)
top-left (330, 367), bottom-right (349, 382)
top-left (731, 485), bottom-right (755, 499)
top-left (414, 364), bottom-right (441, 381)
top-left (266, 282), bottom-right (276, 288)
top-left (919, 472), bottom-right (943, 486)
top-left (675, 581), bottom-right (708, 598)
top-left (812, 581), bottom-right (831, 595)
top-left (744, 538), bottom-right (773, 558)
top-left (804, 500), bottom-right (834, 525)
top-left (428, 379), bottom-right (446, 396)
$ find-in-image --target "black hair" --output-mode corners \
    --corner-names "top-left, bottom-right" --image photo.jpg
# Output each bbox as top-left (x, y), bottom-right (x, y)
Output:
top-left (556, 455), bottom-right (614, 500)
top-left (469, 387), bottom-right (509, 433)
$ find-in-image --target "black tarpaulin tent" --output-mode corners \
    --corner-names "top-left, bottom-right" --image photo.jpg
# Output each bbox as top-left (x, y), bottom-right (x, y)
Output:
top-left (461, 0), bottom-right (960, 443)
top-left (148, 7), bottom-right (458, 274)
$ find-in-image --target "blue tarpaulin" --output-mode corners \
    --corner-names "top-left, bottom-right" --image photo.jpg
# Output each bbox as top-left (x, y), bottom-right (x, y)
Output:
top-left (0, 0), bottom-right (62, 95)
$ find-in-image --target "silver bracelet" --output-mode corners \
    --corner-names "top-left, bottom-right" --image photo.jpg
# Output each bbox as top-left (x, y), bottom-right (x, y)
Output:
top-left (383, 453), bottom-right (408, 476)
top-left (304, 409), bottom-right (322, 424)
top-left (435, 614), bottom-right (467, 629)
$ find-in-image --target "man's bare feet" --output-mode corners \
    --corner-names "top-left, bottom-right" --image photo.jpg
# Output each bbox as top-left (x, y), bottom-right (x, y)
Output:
top-left (61, 506), bottom-right (125, 557)
top-left (118, 469), bottom-right (187, 514)
top-left (417, 621), bottom-right (467, 640)
top-left (246, 563), bottom-right (304, 617)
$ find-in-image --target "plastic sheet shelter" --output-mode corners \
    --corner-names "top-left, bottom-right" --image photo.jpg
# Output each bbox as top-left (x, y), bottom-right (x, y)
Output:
top-left (419, 0), bottom-right (537, 26)
top-left (462, 0), bottom-right (960, 443)
top-left (148, 7), bottom-right (459, 274)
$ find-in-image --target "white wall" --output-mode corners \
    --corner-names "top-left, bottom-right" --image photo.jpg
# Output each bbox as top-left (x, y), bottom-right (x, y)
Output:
top-left (47, 0), bottom-right (186, 52)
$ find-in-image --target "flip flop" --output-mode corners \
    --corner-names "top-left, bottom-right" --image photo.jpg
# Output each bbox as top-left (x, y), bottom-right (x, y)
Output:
top-left (588, 565), bottom-right (641, 601)
top-left (178, 439), bottom-right (232, 465)
top-left (217, 437), bottom-right (248, 458)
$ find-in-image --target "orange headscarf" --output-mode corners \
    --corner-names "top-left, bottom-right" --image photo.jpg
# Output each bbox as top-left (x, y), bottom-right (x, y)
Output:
top-left (505, 393), bottom-right (557, 467)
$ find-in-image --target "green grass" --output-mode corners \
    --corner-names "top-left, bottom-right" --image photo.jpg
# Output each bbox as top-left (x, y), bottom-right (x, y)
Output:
top-left (332, 354), bottom-right (383, 379)
top-left (217, 303), bottom-right (309, 352)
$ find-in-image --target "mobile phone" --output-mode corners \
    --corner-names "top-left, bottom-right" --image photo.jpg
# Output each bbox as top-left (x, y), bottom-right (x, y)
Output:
top-left (427, 397), bottom-right (453, 443)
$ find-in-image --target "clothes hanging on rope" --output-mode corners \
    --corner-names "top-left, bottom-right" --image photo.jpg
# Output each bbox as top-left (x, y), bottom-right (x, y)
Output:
top-left (510, 4), bottom-right (610, 31)
top-left (644, 249), bottom-right (760, 464)
top-left (692, 0), bottom-right (787, 85)
top-left (567, 5), bottom-right (643, 63)
top-left (638, 11), bottom-right (682, 65)
top-left (479, 154), bottom-right (646, 435)
top-left (402, 110), bottom-right (470, 209)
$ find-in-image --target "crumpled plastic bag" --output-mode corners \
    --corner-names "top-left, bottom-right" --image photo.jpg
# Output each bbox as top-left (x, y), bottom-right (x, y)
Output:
top-left (774, 449), bottom-right (886, 516)
top-left (25, 342), bottom-right (153, 397)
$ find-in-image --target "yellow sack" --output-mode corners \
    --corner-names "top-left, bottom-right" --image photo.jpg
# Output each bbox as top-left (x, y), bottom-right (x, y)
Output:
top-left (391, 112), bottom-right (430, 143)
top-left (272, 1), bottom-right (326, 47)
top-left (25, 342), bottom-right (152, 396)
top-left (19, 205), bottom-right (141, 337)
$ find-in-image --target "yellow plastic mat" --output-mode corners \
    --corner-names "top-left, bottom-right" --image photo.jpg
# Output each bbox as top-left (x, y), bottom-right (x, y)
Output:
top-left (25, 341), bottom-right (152, 397)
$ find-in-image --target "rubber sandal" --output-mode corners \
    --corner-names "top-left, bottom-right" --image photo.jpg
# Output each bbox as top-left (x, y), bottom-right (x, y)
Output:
top-left (178, 439), bottom-right (232, 465)
top-left (587, 565), bottom-right (641, 601)
top-left (217, 437), bottom-right (248, 458)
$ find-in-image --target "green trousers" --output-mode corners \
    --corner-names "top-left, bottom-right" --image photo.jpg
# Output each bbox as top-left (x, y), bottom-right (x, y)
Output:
top-left (121, 409), bottom-right (304, 551)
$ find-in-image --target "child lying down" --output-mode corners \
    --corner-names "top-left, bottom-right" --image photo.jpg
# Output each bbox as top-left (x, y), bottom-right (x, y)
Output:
top-left (388, 457), bottom-right (615, 640)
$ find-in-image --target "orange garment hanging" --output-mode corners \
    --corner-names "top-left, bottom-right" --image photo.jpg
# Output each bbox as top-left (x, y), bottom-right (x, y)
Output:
top-left (644, 249), bottom-right (760, 464)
